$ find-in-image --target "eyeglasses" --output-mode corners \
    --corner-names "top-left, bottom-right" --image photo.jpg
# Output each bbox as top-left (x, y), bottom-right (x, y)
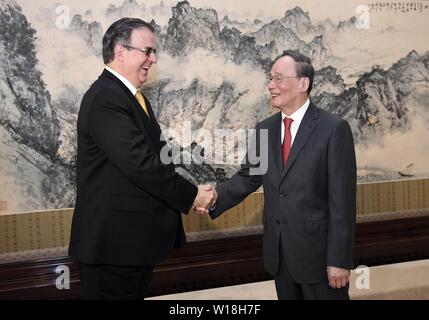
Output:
top-left (266, 73), bottom-right (300, 84)
top-left (122, 45), bottom-right (157, 56)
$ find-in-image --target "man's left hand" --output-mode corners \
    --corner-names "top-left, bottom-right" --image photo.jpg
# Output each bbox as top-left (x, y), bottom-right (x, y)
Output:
top-left (327, 266), bottom-right (350, 289)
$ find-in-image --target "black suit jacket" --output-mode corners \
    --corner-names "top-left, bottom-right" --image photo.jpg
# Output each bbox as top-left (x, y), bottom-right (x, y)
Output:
top-left (211, 103), bottom-right (357, 284)
top-left (68, 70), bottom-right (197, 266)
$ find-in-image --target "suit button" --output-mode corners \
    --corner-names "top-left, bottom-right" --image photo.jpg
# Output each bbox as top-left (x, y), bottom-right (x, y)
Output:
top-left (276, 219), bottom-right (280, 224)
top-left (280, 193), bottom-right (285, 198)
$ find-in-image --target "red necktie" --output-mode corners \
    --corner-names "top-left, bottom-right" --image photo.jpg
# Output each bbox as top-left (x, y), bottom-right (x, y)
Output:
top-left (282, 118), bottom-right (293, 166)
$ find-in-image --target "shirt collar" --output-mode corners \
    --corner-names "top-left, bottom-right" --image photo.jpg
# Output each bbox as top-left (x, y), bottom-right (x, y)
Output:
top-left (105, 66), bottom-right (138, 96)
top-left (281, 98), bottom-right (310, 125)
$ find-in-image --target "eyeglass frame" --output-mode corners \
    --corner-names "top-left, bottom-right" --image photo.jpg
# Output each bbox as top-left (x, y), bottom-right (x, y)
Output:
top-left (122, 44), bottom-right (157, 57)
top-left (266, 73), bottom-right (303, 84)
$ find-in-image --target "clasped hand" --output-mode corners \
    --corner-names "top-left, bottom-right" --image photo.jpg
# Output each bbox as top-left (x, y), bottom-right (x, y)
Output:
top-left (193, 185), bottom-right (217, 214)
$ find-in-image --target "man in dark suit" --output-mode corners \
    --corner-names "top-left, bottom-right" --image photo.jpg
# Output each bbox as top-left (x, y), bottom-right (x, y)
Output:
top-left (204, 50), bottom-right (357, 299)
top-left (68, 18), bottom-right (215, 300)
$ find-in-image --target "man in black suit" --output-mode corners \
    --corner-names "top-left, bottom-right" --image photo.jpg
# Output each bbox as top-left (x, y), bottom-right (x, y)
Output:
top-left (203, 51), bottom-right (357, 299)
top-left (68, 18), bottom-right (215, 300)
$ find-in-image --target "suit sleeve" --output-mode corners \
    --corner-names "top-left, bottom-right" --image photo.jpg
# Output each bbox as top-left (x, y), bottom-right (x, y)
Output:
top-left (326, 119), bottom-right (357, 269)
top-left (210, 124), bottom-right (264, 219)
top-left (88, 90), bottom-right (197, 214)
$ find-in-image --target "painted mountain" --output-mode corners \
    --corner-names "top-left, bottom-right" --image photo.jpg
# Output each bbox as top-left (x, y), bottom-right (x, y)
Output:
top-left (1, 0), bottom-right (428, 213)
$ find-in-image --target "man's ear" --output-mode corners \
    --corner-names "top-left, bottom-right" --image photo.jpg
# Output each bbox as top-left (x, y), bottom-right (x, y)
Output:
top-left (114, 44), bottom-right (124, 62)
top-left (300, 77), bottom-right (310, 93)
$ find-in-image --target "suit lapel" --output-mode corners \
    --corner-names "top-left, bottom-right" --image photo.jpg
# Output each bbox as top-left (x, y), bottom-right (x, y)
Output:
top-left (268, 113), bottom-right (283, 178)
top-left (143, 95), bottom-right (162, 136)
top-left (130, 94), bottom-right (162, 149)
top-left (132, 94), bottom-right (160, 139)
top-left (102, 70), bottom-right (161, 143)
top-left (279, 103), bottom-right (319, 185)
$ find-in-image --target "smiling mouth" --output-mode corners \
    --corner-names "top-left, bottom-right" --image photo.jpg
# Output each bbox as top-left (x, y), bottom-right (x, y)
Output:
top-left (142, 65), bottom-right (150, 71)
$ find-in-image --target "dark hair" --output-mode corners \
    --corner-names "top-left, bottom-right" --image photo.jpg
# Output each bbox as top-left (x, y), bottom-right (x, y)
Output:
top-left (102, 18), bottom-right (154, 64)
top-left (273, 50), bottom-right (314, 94)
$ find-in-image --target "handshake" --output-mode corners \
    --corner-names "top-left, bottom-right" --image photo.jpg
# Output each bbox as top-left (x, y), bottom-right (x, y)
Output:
top-left (192, 185), bottom-right (218, 214)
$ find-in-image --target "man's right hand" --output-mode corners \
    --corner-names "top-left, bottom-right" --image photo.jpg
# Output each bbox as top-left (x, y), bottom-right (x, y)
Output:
top-left (193, 185), bottom-right (217, 214)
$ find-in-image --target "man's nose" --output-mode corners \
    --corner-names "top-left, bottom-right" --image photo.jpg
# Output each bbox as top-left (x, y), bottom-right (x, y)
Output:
top-left (149, 52), bottom-right (157, 64)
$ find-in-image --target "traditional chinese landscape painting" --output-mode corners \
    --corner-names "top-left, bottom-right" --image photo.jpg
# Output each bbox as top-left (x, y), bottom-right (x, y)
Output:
top-left (1, 0), bottom-right (428, 213)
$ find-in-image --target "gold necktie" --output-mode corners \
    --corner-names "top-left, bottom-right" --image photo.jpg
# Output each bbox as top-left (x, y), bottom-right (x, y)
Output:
top-left (135, 89), bottom-right (149, 117)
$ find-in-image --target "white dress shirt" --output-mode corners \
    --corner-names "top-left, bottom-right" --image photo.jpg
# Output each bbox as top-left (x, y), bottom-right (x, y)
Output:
top-left (281, 98), bottom-right (310, 146)
top-left (105, 66), bottom-right (138, 96)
